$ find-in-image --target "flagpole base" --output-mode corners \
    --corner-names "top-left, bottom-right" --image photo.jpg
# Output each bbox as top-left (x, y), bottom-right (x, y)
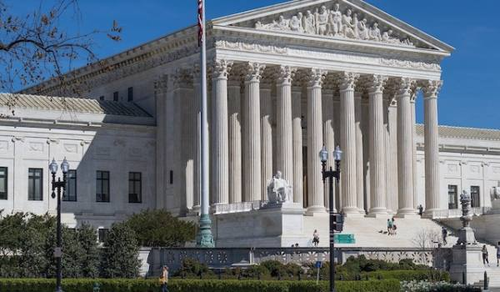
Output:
top-left (196, 213), bottom-right (215, 248)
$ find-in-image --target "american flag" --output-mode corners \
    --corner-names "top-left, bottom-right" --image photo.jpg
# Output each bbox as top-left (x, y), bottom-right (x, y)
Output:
top-left (198, 0), bottom-right (204, 46)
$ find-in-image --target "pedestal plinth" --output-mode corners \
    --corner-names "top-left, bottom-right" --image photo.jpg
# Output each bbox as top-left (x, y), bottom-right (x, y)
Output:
top-left (449, 244), bottom-right (483, 285)
top-left (214, 202), bottom-right (305, 247)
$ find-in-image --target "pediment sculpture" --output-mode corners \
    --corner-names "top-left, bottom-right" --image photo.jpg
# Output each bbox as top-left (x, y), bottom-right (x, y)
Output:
top-left (255, 3), bottom-right (414, 47)
top-left (267, 171), bottom-right (292, 204)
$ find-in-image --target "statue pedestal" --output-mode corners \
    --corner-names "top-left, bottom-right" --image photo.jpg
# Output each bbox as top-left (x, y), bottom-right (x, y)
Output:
top-left (213, 202), bottom-right (306, 247)
top-left (449, 244), bottom-right (484, 285)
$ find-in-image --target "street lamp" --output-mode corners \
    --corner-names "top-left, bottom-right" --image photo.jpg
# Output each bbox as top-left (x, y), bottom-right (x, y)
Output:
top-left (50, 157), bottom-right (69, 292)
top-left (319, 145), bottom-right (342, 292)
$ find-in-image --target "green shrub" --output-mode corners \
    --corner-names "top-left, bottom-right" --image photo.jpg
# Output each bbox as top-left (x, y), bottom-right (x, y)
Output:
top-left (100, 222), bottom-right (141, 278)
top-left (0, 279), bottom-right (400, 292)
top-left (174, 258), bottom-right (214, 278)
top-left (401, 280), bottom-right (481, 292)
top-left (364, 270), bottom-right (450, 282)
top-left (260, 260), bottom-right (286, 278)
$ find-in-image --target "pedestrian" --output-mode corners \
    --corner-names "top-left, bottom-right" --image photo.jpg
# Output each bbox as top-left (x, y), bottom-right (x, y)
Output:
top-left (387, 219), bottom-right (393, 235)
top-left (392, 224), bottom-right (397, 235)
top-left (313, 230), bottom-right (320, 246)
top-left (159, 265), bottom-right (169, 292)
top-left (441, 227), bottom-right (448, 245)
top-left (418, 205), bottom-right (424, 216)
top-left (497, 245), bottom-right (500, 267)
top-left (482, 245), bottom-right (490, 267)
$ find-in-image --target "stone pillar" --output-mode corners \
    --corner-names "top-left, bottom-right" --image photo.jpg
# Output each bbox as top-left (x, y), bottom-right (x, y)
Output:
top-left (333, 97), bottom-right (342, 209)
top-left (361, 99), bottom-right (371, 212)
top-left (276, 66), bottom-right (295, 186)
top-left (244, 62), bottom-right (265, 202)
top-left (192, 66), bottom-right (201, 211)
top-left (339, 72), bottom-right (359, 215)
top-left (411, 92), bottom-right (418, 208)
top-left (354, 92), bottom-right (364, 214)
top-left (306, 68), bottom-right (326, 214)
top-left (261, 84), bottom-right (273, 201)
top-left (387, 96), bottom-right (398, 214)
top-left (154, 75), bottom-right (168, 210)
top-left (323, 89), bottom-right (335, 211)
top-left (423, 80), bottom-right (443, 216)
top-left (228, 81), bottom-right (242, 203)
top-left (396, 78), bottom-right (417, 217)
top-left (292, 87), bottom-right (304, 206)
top-left (367, 75), bottom-right (388, 217)
top-left (211, 60), bottom-right (231, 205)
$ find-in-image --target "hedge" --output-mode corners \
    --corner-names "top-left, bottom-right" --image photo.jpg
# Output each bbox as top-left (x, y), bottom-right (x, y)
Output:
top-left (364, 270), bottom-right (450, 282)
top-left (0, 279), bottom-right (400, 292)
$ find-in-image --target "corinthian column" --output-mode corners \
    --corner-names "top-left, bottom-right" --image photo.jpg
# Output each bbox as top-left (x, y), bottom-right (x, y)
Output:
top-left (339, 72), bottom-right (360, 215)
top-left (244, 62), bottom-right (265, 202)
top-left (228, 80), bottom-right (242, 203)
top-left (277, 66), bottom-right (295, 186)
top-left (292, 87), bottom-right (303, 205)
top-left (306, 69), bottom-right (326, 214)
top-left (211, 60), bottom-right (232, 205)
top-left (354, 92), bottom-right (364, 214)
top-left (396, 78), bottom-right (417, 217)
top-left (423, 80), bottom-right (443, 217)
top-left (367, 75), bottom-right (388, 217)
top-left (410, 91), bottom-right (418, 208)
top-left (261, 83), bottom-right (273, 200)
top-left (323, 89), bottom-right (335, 211)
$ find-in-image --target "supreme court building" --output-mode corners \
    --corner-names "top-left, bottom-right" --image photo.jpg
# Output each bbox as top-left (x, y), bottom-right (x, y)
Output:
top-left (2, 0), bottom-right (500, 246)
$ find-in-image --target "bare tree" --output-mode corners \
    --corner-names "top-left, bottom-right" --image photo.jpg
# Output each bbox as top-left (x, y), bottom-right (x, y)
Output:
top-left (412, 228), bottom-right (441, 251)
top-left (0, 0), bottom-right (121, 112)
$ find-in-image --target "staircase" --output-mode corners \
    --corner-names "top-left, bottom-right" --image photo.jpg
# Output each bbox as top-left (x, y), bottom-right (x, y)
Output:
top-left (473, 267), bottom-right (500, 290)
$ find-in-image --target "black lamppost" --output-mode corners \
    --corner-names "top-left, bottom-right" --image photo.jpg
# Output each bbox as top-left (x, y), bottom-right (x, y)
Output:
top-left (49, 158), bottom-right (69, 292)
top-left (319, 145), bottom-right (342, 292)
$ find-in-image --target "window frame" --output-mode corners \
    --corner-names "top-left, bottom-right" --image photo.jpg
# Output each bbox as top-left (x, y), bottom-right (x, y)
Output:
top-left (64, 170), bottom-right (77, 202)
top-left (96, 171), bottom-right (110, 203)
top-left (113, 91), bottom-right (119, 102)
top-left (98, 228), bottom-right (109, 243)
top-left (447, 184), bottom-right (458, 210)
top-left (127, 87), bottom-right (133, 102)
top-left (28, 168), bottom-right (43, 201)
top-left (128, 172), bottom-right (142, 203)
top-left (0, 167), bottom-right (7, 200)
top-left (471, 185), bottom-right (481, 208)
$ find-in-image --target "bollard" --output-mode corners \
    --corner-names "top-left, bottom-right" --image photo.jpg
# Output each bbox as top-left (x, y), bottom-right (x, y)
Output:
top-left (484, 271), bottom-right (489, 291)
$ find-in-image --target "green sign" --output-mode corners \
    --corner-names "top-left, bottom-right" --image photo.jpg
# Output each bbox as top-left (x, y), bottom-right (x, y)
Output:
top-left (334, 233), bottom-right (355, 244)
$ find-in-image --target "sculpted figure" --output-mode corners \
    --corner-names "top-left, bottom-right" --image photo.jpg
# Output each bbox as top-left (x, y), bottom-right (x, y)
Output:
top-left (342, 9), bottom-right (356, 38)
top-left (315, 6), bottom-right (329, 35)
top-left (357, 18), bottom-right (369, 40)
top-left (491, 186), bottom-right (500, 202)
top-left (369, 22), bottom-right (382, 41)
top-left (352, 13), bottom-right (360, 38)
top-left (382, 29), bottom-right (400, 44)
top-left (289, 15), bottom-right (302, 32)
top-left (277, 15), bottom-right (288, 30)
top-left (303, 10), bottom-right (316, 34)
top-left (267, 171), bottom-right (292, 203)
top-left (328, 3), bottom-right (343, 36)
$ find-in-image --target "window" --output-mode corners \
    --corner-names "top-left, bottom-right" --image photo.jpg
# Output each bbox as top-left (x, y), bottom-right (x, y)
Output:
top-left (28, 168), bottom-right (43, 201)
top-left (169, 171), bottom-right (173, 185)
top-left (96, 171), bottom-right (110, 202)
top-left (448, 185), bottom-right (458, 209)
top-left (98, 228), bottom-right (109, 243)
top-left (113, 91), bottom-right (119, 102)
top-left (129, 172), bottom-right (142, 203)
top-left (99, 96), bottom-right (104, 101)
top-left (127, 87), bottom-right (133, 102)
top-left (0, 167), bottom-right (7, 200)
top-left (471, 186), bottom-right (480, 208)
top-left (64, 170), bottom-right (77, 202)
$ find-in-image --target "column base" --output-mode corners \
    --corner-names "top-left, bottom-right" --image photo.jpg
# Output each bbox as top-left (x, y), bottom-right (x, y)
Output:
top-left (422, 208), bottom-right (441, 219)
top-left (366, 207), bottom-right (389, 218)
top-left (395, 208), bottom-right (418, 218)
top-left (305, 205), bottom-right (326, 215)
top-left (343, 206), bottom-right (364, 218)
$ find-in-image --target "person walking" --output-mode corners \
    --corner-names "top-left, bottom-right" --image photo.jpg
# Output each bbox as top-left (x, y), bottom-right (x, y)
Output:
top-left (441, 227), bottom-right (448, 245)
top-left (482, 245), bottom-right (490, 267)
top-left (160, 265), bottom-right (169, 292)
top-left (313, 230), bottom-right (320, 246)
top-left (387, 219), bottom-right (393, 235)
top-left (497, 245), bottom-right (500, 267)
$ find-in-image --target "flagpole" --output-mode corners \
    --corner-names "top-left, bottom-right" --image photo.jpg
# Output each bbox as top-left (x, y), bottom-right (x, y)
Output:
top-left (196, 0), bottom-right (215, 248)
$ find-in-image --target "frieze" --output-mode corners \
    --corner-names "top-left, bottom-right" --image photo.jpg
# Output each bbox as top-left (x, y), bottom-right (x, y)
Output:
top-left (254, 3), bottom-right (415, 48)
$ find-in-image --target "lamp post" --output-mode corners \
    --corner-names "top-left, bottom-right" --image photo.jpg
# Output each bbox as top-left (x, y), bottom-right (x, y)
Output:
top-left (319, 145), bottom-right (342, 292)
top-left (49, 158), bottom-right (69, 292)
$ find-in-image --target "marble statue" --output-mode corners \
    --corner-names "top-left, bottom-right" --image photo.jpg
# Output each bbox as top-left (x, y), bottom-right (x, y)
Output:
top-left (490, 186), bottom-right (500, 202)
top-left (254, 3), bottom-right (415, 47)
top-left (267, 171), bottom-right (292, 204)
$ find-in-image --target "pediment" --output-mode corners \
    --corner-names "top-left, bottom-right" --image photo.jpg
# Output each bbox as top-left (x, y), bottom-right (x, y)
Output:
top-left (212, 0), bottom-right (453, 53)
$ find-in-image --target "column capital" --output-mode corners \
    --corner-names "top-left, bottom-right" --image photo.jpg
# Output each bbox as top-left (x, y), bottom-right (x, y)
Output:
top-left (422, 80), bottom-right (443, 99)
top-left (368, 75), bottom-right (388, 94)
top-left (307, 68), bottom-right (327, 88)
top-left (190, 64), bottom-right (201, 84)
top-left (339, 72), bottom-right (360, 92)
top-left (277, 65), bottom-right (297, 85)
top-left (154, 74), bottom-right (169, 94)
top-left (170, 68), bottom-right (192, 89)
top-left (396, 77), bottom-right (416, 96)
top-left (213, 59), bottom-right (233, 80)
top-left (245, 62), bottom-right (266, 83)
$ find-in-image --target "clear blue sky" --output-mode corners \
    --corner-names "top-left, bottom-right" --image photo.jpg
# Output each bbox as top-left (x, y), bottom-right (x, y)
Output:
top-left (9, 0), bottom-right (500, 129)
